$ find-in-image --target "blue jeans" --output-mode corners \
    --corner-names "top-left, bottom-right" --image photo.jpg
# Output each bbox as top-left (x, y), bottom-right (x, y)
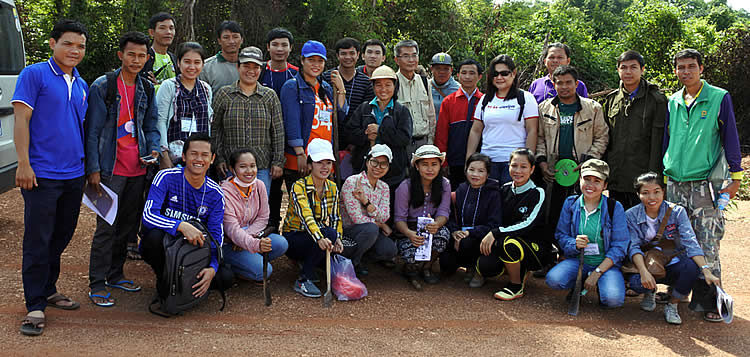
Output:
top-left (489, 161), bottom-right (511, 185)
top-left (628, 257), bottom-right (699, 300)
top-left (546, 257), bottom-right (625, 308)
top-left (256, 168), bottom-right (271, 197)
top-left (221, 233), bottom-right (288, 281)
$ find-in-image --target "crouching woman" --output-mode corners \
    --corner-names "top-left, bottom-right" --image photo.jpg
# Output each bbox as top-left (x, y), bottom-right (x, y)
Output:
top-left (625, 171), bottom-right (720, 324)
top-left (545, 159), bottom-right (629, 308)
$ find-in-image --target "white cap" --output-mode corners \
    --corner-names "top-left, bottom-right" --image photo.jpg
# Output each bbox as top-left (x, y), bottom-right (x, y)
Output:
top-left (307, 138), bottom-right (336, 162)
top-left (368, 144), bottom-right (393, 162)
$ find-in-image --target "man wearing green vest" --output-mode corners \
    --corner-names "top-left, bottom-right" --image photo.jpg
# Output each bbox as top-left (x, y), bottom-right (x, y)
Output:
top-left (662, 49), bottom-right (743, 323)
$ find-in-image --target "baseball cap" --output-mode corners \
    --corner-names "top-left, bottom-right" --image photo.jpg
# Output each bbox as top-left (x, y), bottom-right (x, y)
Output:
top-left (307, 138), bottom-right (336, 162)
top-left (368, 144), bottom-right (393, 162)
top-left (369, 66), bottom-right (397, 81)
top-left (411, 144), bottom-right (445, 166)
top-left (238, 46), bottom-right (264, 66)
top-left (430, 52), bottom-right (452, 65)
top-left (580, 159), bottom-right (609, 181)
top-left (301, 40), bottom-right (327, 60)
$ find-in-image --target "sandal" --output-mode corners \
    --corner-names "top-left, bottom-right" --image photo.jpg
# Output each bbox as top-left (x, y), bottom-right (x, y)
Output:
top-left (88, 291), bottom-right (115, 307)
top-left (703, 311), bottom-right (723, 323)
top-left (20, 315), bottom-right (45, 336)
top-left (656, 291), bottom-right (690, 304)
top-left (626, 288), bottom-right (640, 297)
top-left (127, 244), bottom-right (142, 260)
top-left (106, 279), bottom-right (142, 292)
top-left (46, 293), bottom-right (80, 310)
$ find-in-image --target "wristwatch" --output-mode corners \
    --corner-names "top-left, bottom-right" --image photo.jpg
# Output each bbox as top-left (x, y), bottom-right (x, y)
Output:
top-left (700, 264), bottom-right (711, 271)
top-left (595, 267), bottom-right (602, 274)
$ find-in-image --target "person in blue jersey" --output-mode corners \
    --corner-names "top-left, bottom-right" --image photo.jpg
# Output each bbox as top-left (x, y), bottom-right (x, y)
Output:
top-left (13, 19), bottom-right (89, 337)
top-left (140, 133), bottom-right (225, 310)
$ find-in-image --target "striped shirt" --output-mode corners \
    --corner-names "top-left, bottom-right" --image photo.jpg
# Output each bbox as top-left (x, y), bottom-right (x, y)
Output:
top-left (323, 68), bottom-right (374, 122)
top-left (282, 175), bottom-right (343, 242)
top-left (142, 167), bottom-right (225, 271)
top-left (211, 82), bottom-right (286, 169)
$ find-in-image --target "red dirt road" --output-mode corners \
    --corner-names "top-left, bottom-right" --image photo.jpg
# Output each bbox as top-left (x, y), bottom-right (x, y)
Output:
top-left (0, 187), bottom-right (748, 356)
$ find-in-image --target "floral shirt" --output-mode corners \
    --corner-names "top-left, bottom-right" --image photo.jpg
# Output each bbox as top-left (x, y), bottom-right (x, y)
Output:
top-left (340, 172), bottom-right (390, 227)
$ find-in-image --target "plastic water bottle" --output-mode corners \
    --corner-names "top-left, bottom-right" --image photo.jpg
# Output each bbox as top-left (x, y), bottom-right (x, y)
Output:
top-left (716, 192), bottom-right (730, 210)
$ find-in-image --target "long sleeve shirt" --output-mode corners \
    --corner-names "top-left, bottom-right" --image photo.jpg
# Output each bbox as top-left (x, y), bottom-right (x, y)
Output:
top-left (282, 175), bottom-right (344, 242)
top-left (221, 178), bottom-right (269, 253)
top-left (340, 172), bottom-right (390, 227)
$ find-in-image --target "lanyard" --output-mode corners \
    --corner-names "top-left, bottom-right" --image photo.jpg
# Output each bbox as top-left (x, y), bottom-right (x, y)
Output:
top-left (269, 64), bottom-right (294, 90)
top-left (182, 173), bottom-right (207, 221)
top-left (460, 186), bottom-right (481, 228)
top-left (120, 74), bottom-right (135, 137)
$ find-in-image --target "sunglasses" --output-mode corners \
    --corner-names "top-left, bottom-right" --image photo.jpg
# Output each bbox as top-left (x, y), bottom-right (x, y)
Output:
top-left (494, 70), bottom-right (513, 77)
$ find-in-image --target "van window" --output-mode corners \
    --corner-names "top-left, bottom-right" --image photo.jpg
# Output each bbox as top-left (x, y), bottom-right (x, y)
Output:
top-left (0, 2), bottom-right (24, 75)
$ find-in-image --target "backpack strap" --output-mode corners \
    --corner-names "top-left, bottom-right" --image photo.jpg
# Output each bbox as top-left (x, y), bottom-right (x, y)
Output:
top-left (420, 74), bottom-right (429, 95)
top-left (187, 219), bottom-right (227, 311)
top-left (516, 89), bottom-right (526, 122)
top-left (431, 80), bottom-right (447, 98)
top-left (104, 71), bottom-right (118, 108)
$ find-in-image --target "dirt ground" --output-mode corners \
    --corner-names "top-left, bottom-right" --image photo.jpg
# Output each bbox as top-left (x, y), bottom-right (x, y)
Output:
top-left (0, 186), bottom-right (748, 356)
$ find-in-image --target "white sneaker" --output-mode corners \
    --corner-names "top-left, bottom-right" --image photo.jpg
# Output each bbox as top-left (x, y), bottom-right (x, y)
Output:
top-left (641, 291), bottom-right (656, 312)
top-left (665, 303), bottom-right (682, 325)
top-left (469, 274), bottom-right (485, 288)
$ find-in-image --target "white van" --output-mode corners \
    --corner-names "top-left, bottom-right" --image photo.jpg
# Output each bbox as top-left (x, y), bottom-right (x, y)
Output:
top-left (0, 0), bottom-right (24, 194)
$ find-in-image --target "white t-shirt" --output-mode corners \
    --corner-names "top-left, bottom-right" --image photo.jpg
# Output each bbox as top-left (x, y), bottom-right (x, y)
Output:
top-left (473, 90), bottom-right (539, 162)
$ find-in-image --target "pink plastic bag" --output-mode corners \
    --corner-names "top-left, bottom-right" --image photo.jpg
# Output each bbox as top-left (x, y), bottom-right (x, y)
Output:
top-left (330, 254), bottom-right (368, 301)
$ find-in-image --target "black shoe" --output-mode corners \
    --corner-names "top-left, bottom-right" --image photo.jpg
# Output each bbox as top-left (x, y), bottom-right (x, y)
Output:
top-left (355, 263), bottom-right (369, 277)
top-left (422, 269), bottom-right (440, 284)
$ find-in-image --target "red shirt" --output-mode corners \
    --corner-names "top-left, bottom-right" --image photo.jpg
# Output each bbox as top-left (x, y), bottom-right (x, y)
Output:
top-left (113, 79), bottom-right (145, 176)
top-left (434, 87), bottom-right (483, 165)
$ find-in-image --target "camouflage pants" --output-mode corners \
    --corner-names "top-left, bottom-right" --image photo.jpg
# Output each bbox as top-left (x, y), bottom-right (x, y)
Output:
top-left (666, 179), bottom-right (724, 279)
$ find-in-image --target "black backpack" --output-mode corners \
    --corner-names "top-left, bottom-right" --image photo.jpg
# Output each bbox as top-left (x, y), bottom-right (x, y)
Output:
top-left (152, 219), bottom-right (228, 316)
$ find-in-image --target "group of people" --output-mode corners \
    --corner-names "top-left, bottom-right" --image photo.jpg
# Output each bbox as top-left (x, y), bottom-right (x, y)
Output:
top-left (12, 14), bottom-right (743, 336)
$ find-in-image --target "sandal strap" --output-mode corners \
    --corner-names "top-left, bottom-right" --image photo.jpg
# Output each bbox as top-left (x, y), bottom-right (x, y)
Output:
top-left (22, 316), bottom-right (45, 327)
top-left (90, 292), bottom-right (111, 299)
top-left (47, 293), bottom-right (73, 304)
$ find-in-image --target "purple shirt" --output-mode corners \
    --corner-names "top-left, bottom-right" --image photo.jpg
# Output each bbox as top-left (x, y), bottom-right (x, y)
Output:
top-left (528, 74), bottom-right (589, 104)
top-left (394, 177), bottom-right (452, 223)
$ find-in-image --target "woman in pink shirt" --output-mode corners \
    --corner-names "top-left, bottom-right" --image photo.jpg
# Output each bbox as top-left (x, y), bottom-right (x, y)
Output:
top-left (221, 149), bottom-right (288, 281)
top-left (340, 144), bottom-right (397, 276)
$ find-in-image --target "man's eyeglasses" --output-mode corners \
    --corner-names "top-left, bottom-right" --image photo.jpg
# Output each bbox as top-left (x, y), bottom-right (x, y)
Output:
top-left (397, 54), bottom-right (418, 60)
top-left (494, 70), bottom-right (513, 77)
top-left (368, 159), bottom-right (390, 169)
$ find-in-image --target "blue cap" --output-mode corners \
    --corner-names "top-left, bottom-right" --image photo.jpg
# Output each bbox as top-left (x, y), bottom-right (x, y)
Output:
top-left (301, 40), bottom-right (327, 60)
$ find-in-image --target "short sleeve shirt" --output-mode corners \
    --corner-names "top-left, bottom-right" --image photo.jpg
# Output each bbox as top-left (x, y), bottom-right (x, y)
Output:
top-left (11, 58), bottom-right (88, 179)
top-left (113, 79), bottom-right (145, 177)
top-left (473, 90), bottom-right (539, 162)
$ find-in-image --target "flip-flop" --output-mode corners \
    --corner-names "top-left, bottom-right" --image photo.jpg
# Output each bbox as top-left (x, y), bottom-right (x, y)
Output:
top-left (20, 315), bottom-right (45, 336)
top-left (88, 291), bottom-right (115, 307)
top-left (703, 311), bottom-right (723, 323)
top-left (106, 279), bottom-right (142, 292)
top-left (127, 245), bottom-right (142, 260)
top-left (47, 293), bottom-right (80, 310)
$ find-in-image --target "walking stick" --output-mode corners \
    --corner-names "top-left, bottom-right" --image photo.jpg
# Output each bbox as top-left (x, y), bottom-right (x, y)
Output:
top-left (331, 76), bottom-right (342, 187)
top-left (568, 251), bottom-right (586, 316)
top-left (262, 252), bottom-right (271, 306)
top-left (323, 250), bottom-right (333, 307)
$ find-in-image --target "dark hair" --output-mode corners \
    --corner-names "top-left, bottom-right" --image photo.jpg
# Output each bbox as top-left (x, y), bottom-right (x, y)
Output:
top-left (216, 20), bottom-right (243, 38)
top-left (228, 148), bottom-right (257, 169)
top-left (509, 148), bottom-right (536, 166)
top-left (299, 57), bottom-right (330, 105)
top-left (465, 152), bottom-right (490, 172)
top-left (483, 54), bottom-right (519, 109)
top-left (176, 42), bottom-right (207, 62)
top-left (617, 50), bottom-right (645, 68)
top-left (634, 171), bottom-right (665, 192)
top-left (673, 48), bottom-right (703, 67)
top-left (182, 133), bottom-right (213, 155)
top-left (408, 159), bottom-right (445, 209)
top-left (334, 37), bottom-right (360, 54)
top-left (394, 40), bottom-right (418, 57)
top-left (148, 12), bottom-right (175, 30)
top-left (119, 31), bottom-right (150, 51)
top-left (266, 27), bottom-right (293, 45)
top-left (543, 42), bottom-right (571, 59)
top-left (458, 58), bottom-right (483, 75)
top-left (552, 65), bottom-right (579, 82)
top-left (363, 39), bottom-right (386, 56)
top-left (50, 19), bottom-right (88, 41)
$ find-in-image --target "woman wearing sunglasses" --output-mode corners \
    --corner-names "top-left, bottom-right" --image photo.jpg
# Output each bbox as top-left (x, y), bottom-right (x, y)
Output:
top-left (465, 54), bottom-right (539, 185)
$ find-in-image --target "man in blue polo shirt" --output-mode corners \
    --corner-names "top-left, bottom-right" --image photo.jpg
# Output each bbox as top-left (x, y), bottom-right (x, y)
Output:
top-left (12, 19), bottom-right (89, 336)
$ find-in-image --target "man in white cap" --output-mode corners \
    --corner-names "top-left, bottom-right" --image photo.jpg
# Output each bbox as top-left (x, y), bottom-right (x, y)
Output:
top-left (340, 144), bottom-right (398, 276)
top-left (282, 138), bottom-right (344, 297)
top-left (211, 46), bottom-right (285, 195)
top-left (429, 52), bottom-right (459, 122)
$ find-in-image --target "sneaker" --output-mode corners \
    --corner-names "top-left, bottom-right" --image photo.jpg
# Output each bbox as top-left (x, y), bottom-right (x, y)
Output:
top-left (494, 283), bottom-right (524, 301)
top-left (664, 303), bottom-right (682, 325)
top-left (469, 274), bottom-right (485, 288)
top-left (641, 291), bottom-right (656, 312)
top-left (293, 279), bottom-right (321, 298)
top-left (463, 269), bottom-right (475, 283)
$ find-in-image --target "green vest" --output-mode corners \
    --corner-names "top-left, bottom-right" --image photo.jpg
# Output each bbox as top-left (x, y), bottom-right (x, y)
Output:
top-left (663, 81), bottom-right (727, 181)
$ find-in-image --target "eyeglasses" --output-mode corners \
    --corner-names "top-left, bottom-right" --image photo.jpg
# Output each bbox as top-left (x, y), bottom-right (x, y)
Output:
top-left (494, 70), bottom-right (513, 77)
top-left (397, 54), bottom-right (418, 60)
top-left (368, 159), bottom-right (390, 169)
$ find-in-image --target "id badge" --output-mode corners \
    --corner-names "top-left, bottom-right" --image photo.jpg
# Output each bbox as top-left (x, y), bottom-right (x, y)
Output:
top-left (583, 243), bottom-right (600, 256)
top-left (181, 117), bottom-right (197, 133)
top-left (318, 110), bottom-right (332, 127)
top-left (462, 226), bottom-right (474, 231)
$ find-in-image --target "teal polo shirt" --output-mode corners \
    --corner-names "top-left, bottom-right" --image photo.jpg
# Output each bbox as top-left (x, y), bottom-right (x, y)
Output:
top-left (12, 58), bottom-right (88, 179)
top-left (579, 197), bottom-right (605, 266)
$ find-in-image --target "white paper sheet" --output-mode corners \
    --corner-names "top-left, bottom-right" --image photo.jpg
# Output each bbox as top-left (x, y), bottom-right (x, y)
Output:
top-left (415, 216), bottom-right (434, 261)
top-left (82, 182), bottom-right (118, 225)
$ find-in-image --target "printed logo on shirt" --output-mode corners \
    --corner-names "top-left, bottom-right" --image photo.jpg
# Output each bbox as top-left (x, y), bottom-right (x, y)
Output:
top-left (700, 110), bottom-right (708, 120)
top-left (518, 206), bottom-right (528, 214)
top-left (486, 103), bottom-right (517, 111)
top-left (164, 208), bottom-right (196, 221)
top-left (560, 114), bottom-right (574, 126)
top-left (665, 223), bottom-right (677, 239)
top-left (198, 205), bottom-right (208, 217)
top-left (170, 195), bottom-right (178, 203)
